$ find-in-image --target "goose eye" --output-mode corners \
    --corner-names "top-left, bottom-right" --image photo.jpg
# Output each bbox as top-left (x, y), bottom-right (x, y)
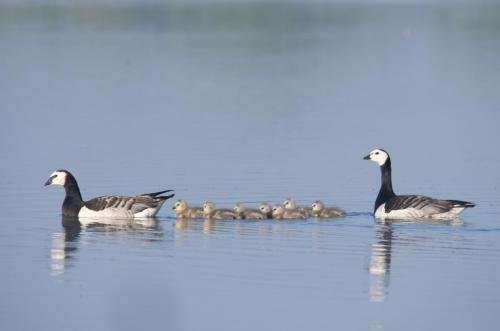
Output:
top-left (375, 152), bottom-right (379, 155)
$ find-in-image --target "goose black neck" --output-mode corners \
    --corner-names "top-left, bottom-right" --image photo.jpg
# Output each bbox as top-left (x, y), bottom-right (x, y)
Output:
top-left (63, 174), bottom-right (83, 202)
top-left (61, 173), bottom-right (84, 217)
top-left (375, 158), bottom-right (396, 212)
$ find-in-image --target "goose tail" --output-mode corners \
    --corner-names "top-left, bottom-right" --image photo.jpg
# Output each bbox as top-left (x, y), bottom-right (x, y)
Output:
top-left (157, 193), bottom-right (175, 201)
top-left (141, 190), bottom-right (175, 201)
top-left (447, 200), bottom-right (475, 208)
top-left (141, 189), bottom-right (174, 197)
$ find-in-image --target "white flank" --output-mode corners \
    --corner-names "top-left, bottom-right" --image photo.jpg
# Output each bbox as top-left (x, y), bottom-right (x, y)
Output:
top-left (78, 204), bottom-right (163, 220)
top-left (79, 206), bottom-right (134, 219)
top-left (375, 204), bottom-right (466, 220)
top-left (134, 207), bottom-right (162, 218)
top-left (430, 207), bottom-right (465, 219)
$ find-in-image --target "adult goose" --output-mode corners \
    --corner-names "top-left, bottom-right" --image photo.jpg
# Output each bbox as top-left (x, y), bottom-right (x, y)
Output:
top-left (364, 149), bottom-right (474, 219)
top-left (45, 169), bottom-right (174, 219)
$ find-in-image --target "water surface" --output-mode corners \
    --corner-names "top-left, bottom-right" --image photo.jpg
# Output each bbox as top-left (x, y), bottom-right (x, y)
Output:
top-left (1, 2), bottom-right (500, 331)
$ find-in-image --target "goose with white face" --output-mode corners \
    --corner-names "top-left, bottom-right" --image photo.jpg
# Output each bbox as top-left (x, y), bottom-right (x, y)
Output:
top-left (44, 170), bottom-right (68, 186)
top-left (44, 169), bottom-right (174, 220)
top-left (363, 148), bottom-right (475, 219)
top-left (363, 149), bottom-right (389, 166)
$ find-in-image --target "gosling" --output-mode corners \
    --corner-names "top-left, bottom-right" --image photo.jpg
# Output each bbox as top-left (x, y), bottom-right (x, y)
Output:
top-left (310, 200), bottom-right (345, 218)
top-left (203, 202), bottom-right (237, 220)
top-left (259, 203), bottom-right (273, 219)
top-left (272, 204), bottom-right (307, 220)
top-left (283, 197), bottom-right (311, 215)
top-left (234, 203), bottom-right (266, 220)
top-left (172, 199), bottom-right (204, 219)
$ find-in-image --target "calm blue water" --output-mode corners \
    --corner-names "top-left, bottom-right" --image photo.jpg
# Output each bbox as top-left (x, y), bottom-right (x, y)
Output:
top-left (1, 2), bottom-right (500, 331)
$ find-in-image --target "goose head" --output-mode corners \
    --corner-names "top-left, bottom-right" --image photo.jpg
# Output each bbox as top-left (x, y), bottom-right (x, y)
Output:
top-left (363, 149), bottom-right (389, 166)
top-left (44, 170), bottom-right (69, 186)
top-left (203, 202), bottom-right (215, 214)
top-left (272, 204), bottom-right (285, 217)
top-left (234, 203), bottom-right (246, 213)
top-left (283, 197), bottom-right (296, 209)
top-left (311, 200), bottom-right (325, 212)
top-left (173, 199), bottom-right (188, 212)
top-left (259, 203), bottom-right (271, 214)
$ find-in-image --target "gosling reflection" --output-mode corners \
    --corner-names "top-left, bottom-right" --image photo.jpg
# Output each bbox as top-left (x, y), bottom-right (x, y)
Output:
top-left (174, 218), bottom-right (216, 235)
top-left (50, 216), bottom-right (163, 276)
top-left (369, 221), bottom-right (393, 303)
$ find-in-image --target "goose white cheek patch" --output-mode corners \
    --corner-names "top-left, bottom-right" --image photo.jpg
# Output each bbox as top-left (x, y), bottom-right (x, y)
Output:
top-left (50, 171), bottom-right (67, 186)
top-left (368, 149), bottom-right (389, 166)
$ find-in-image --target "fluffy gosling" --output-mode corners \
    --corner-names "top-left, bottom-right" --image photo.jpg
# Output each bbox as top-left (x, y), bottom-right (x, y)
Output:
top-left (259, 203), bottom-right (273, 219)
top-left (310, 200), bottom-right (345, 218)
top-left (283, 197), bottom-right (311, 215)
top-left (203, 202), bottom-right (237, 220)
top-left (172, 199), bottom-right (204, 219)
top-left (234, 203), bottom-right (266, 220)
top-left (272, 204), bottom-right (307, 220)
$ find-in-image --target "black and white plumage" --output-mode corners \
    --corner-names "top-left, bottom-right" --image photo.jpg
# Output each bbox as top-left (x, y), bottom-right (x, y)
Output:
top-left (45, 169), bottom-right (174, 220)
top-left (364, 149), bottom-right (475, 219)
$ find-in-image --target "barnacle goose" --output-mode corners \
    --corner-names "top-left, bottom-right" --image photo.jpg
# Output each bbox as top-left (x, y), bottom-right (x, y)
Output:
top-left (364, 149), bottom-right (475, 219)
top-left (45, 169), bottom-right (174, 219)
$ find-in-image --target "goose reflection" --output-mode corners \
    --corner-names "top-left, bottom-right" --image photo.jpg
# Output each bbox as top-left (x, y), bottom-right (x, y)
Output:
top-left (50, 216), bottom-right (81, 276)
top-left (368, 218), bottom-right (464, 302)
top-left (369, 221), bottom-right (393, 303)
top-left (50, 216), bottom-right (163, 276)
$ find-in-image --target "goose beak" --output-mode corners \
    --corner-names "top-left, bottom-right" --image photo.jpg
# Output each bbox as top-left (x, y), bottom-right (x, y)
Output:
top-left (363, 154), bottom-right (371, 160)
top-left (44, 175), bottom-right (55, 186)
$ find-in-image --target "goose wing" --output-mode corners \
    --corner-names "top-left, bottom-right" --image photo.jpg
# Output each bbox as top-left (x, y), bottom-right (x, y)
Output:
top-left (384, 195), bottom-right (454, 214)
top-left (84, 194), bottom-right (173, 214)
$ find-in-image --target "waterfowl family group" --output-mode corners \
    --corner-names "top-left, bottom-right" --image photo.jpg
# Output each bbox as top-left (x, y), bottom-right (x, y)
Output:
top-left (45, 149), bottom-right (475, 221)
